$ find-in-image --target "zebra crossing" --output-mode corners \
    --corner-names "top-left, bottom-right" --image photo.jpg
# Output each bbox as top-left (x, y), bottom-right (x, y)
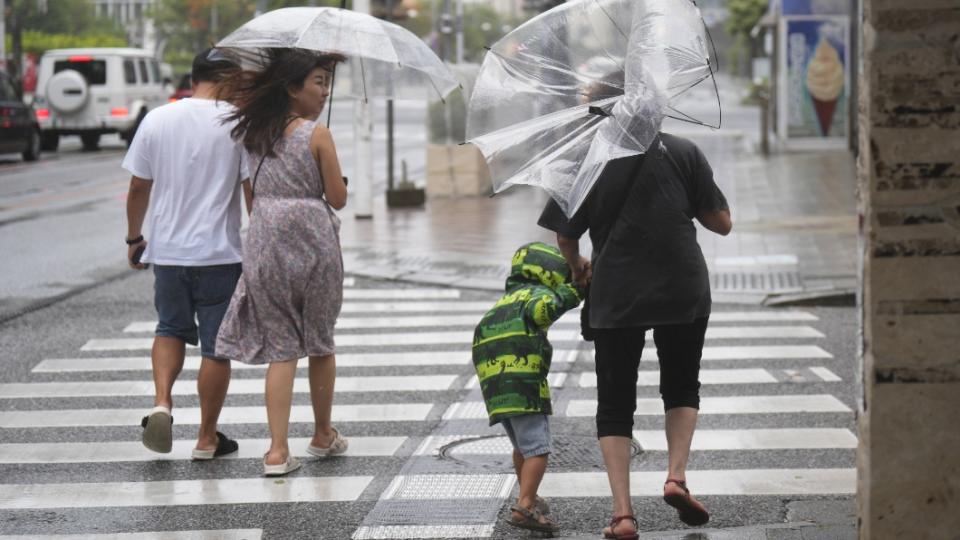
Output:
top-left (0, 279), bottom-right (856, 538)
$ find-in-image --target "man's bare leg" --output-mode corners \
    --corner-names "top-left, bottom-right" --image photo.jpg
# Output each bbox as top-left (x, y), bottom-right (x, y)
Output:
top-left (152, 336), bottom-right (186, 408)
top-left (195, 357), bottom-right (231, 451)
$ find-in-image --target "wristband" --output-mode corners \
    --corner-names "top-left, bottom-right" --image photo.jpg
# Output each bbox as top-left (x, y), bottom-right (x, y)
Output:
top-left (125, 235), bottom-right (144, 245)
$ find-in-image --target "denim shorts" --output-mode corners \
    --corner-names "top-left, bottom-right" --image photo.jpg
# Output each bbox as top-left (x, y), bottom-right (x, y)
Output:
top-left (153, 263), bottom-right (242, 359)
top-left (501, 413), bottom-right (552, 458)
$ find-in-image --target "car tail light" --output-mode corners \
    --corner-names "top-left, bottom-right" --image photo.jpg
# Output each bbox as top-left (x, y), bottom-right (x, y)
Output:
top-left (36, 108), bottom-right (50, 120)
top-left (111, 107), bottom-right (129, 117)
top-left (169, 97), bottom-right (178, 103)
top-left (68, 55), bottom-right (94, 62)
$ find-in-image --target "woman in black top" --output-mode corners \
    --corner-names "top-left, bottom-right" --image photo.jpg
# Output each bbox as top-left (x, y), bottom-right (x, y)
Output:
top-left (539, 133), bottom-right (731, 538)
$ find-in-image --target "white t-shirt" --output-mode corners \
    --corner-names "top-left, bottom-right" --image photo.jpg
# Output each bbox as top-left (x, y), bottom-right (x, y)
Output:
top-left (122, 98), bottom-right (248, 266)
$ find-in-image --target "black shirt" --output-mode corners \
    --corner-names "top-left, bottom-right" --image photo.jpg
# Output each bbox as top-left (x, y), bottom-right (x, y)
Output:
top-left (538, 133), bottom-right (728, 328)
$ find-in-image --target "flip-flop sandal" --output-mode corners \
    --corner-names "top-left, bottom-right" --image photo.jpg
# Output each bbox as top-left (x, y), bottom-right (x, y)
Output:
top-left (191, 432), bottom-right (239, 460)
top-left (663, 478), bottom-right (710, 526)
top-left (140, 406), bottom-right (173, 454)
top-left (505, 504), bottom-right (559, 534)
top-left (306, 427), bottom-right (349, 457)
top-left (602, 515), bottom-right (639, 540)
top-left (263, 455), bottom-right (301, 477)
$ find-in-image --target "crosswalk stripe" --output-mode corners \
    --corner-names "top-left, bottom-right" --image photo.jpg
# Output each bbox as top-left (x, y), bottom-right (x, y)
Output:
top-left (32, 350), bottom-right (582, 373)
top-left (564, 395), bottom-right (851, 417)
top-left (125, 312), bottom-right (581, 333)
top-left (579, 369), bottom-right (778, 387)
top-left (343, 277), bottom-right (356, 287)
top-left (0, 476), bottom-right (374, 509)
top-left (710, 311), bottom-right (817, 321)
top-left (344, 289), bottom-right (459, 299)
top-left (591, 345), bottom-right (833, 361)
top-left (121, 317), bottom-right (816, 334)
top-left (340, 301), bottom-right (494, 313)
top-left (810, 366), bottom-right (843, 382)
top-left (81, 328), bottom-right (581, 351)
top-left (0, 531), bottom-right (263, 540)
top-left (0, 437), bottom-right (407, 464)
top-left (538, 469), bottom-right (855, 496)
top-left (411, 428), bottom-right (856, 455)
top-left (0, 375), bottom-right (457, 398)
top-left (697, 326), bottom-right (824, 338)
top-left (634, 428), bottom-right (857, 450)
top-left (0, 403), bottom-right (434, 428)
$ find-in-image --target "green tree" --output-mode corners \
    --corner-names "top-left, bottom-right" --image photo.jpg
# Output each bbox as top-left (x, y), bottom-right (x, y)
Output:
top-left (725, 0), bottom-right (767, 76)
top-left (5, 0), bottom-right (123, 36)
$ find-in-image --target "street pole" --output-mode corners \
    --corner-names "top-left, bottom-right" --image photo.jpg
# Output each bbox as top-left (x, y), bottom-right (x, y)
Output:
top-left (352, 0), bottom-right (374, 219)
top-left (0, 0), bottom-right (6, 75)
top-left (454, 0), bottom-right (464, 64)
top-left (385, 0), bottom-right (396, 192)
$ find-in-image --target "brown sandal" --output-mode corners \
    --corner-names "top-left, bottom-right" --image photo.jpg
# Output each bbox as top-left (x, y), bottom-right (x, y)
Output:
top-left (506, 504), bottom-right (559, 534)
top-left (663, 478), bottom-right (710, 526)
top-left (602, 515), bottom-right (639, 540)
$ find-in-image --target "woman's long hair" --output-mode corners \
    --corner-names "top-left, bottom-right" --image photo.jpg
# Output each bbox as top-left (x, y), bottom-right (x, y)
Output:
top-left (219, 48), bottom-right (346, 157)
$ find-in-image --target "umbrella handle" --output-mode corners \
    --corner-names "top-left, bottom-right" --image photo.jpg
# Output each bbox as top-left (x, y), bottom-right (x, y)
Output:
top-left (326, 0), bottom-right (349, 128)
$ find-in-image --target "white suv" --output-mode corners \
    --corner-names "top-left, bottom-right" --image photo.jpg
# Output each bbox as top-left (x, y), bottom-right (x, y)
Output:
top-left (34, 48), bottom-right (168, 151)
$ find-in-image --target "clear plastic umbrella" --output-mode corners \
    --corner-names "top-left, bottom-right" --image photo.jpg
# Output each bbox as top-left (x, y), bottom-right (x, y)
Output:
top-left (465, 0), bottom-right (718, 217)
top-left (215, 7), bottom-right (460, 102)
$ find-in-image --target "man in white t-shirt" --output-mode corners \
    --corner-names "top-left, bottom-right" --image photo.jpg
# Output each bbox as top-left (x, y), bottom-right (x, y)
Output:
top-left (123, 50), bottom-right (250, 459)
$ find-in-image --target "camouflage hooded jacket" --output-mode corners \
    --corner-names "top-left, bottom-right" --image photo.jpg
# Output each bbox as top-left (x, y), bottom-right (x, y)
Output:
top-left (471, 242), bottom-right (584, 425)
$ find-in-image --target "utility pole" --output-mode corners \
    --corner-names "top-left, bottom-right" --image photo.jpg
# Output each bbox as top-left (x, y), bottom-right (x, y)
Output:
top-left (0, 0), bottom-right (6, 74)
top-left (352, 0), bottom-right (374, 219)
top-left (454, 0), bottom-right (463, 64)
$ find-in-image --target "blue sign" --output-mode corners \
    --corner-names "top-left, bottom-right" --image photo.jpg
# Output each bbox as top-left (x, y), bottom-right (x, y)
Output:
top-left (781, 0), bottom-right (850, 15)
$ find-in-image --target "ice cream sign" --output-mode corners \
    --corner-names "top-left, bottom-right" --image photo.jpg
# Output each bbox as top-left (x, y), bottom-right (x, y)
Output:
top-left (780, 16), bottom-right (849, 141)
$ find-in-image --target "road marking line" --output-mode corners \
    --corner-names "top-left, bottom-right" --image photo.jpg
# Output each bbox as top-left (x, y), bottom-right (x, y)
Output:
top-left (0, 531), bottom-right (263, 540)
top-left (340, 302), bottom-right (494, 313)
top-left (32, 351), bottom-right (581, 372)
top-left (579, 369), bottom-right (778, 387)
top-left (344, 289), bottom-right (460, 299)
top-left (125, 312), bottom-right (580, 332)
top-left (590, 345), bottom-right (833, 361)
top-left (0, 437), bottom-right (407, 464)
top-left (82, 328), bottom-right (581, 350)
top-left (538, 469), bottom-right (855, 496)
top-left (633, 428), bottom-right (857, 450)
top-left (0, 476), bottom-right (373, 509)
top-left (564, 395), bottom-right (851, 417)
top-left (0, 403), bottom-right (433, 428)
top-left (0, 375), bottom-right (457, 399)
top-left (810, 366), bottom-right (843, 382)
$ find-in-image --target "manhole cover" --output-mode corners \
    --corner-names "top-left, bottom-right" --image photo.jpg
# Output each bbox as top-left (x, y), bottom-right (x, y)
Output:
top-left (438, 435), bottom-right (642, 472)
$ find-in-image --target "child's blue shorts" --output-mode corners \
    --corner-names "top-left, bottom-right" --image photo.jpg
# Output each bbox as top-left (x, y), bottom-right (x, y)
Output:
top-left (501, 413), bottom-right (551, 458)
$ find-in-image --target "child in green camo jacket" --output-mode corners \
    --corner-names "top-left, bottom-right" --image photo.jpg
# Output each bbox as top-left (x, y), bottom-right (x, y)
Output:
top-left (472, 241), bottom-right (584, 534)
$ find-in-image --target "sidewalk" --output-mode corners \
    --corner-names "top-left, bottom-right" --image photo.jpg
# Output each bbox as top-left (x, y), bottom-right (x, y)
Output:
top-left (340, 129), bottom-right (857, 303)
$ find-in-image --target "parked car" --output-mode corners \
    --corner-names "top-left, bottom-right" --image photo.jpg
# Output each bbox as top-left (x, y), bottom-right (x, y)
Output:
top-left (0, 71), bottom-right (41, 161)
top-left (33, 48), bottom-right (168, 152)
top-left (169, 73), bottom-right (192, 101)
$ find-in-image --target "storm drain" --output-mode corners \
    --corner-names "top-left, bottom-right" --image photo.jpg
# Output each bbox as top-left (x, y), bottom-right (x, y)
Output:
top-left (439, 434), bottom-right (642, 472)
top-left (711, 270), bottom-right (803, 293)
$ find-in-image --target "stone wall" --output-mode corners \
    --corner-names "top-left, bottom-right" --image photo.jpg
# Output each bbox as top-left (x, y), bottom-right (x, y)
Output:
top-left (858, 0), bottom-right (960, 538)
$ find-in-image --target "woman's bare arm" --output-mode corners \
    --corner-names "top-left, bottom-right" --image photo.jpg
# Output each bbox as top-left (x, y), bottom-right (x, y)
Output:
top-left (311, 123), bottom-right (347, 210)
top-left (696, 209), bottom-right (732, 236)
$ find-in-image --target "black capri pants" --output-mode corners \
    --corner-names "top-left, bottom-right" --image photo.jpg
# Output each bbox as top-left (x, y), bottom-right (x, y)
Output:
top-left (593, 317), bottom-right (709, 438)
